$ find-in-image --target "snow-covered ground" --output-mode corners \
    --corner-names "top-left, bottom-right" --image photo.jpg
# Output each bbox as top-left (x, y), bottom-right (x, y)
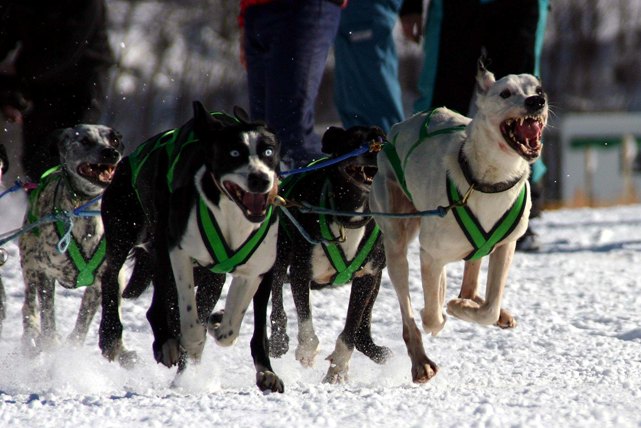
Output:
top-left (1, 192), bottom-right (640, 427)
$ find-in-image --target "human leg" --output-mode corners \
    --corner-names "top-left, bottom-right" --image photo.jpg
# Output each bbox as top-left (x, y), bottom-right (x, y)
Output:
top-left (333, 0), bottom-right (404, 132)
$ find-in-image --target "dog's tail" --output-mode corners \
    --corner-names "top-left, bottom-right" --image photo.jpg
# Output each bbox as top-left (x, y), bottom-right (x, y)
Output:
top-left (121, 247), bottom-right (153, 299)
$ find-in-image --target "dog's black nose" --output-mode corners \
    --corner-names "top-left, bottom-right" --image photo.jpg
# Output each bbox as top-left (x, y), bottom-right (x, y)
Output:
top-left (525, 95), bottom-right (546, 112)
top-left (101, 147), bottom-right (121, 163)
top-left (248, 172), bottom-right (271, 193)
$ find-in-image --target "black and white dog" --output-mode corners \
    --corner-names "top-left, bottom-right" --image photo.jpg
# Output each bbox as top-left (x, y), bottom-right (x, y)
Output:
top-left (19, 125), bottom-right (123, 353)
top-left (98, 102), bottom-right (284, 392)
top-left (257, 126), bottom-right (391, 383)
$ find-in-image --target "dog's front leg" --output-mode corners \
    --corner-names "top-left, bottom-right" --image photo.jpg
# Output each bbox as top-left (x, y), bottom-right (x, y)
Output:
top-left (21, 270), bottom-right (44, 355)
top-left (385, 236), bottom-right (438, 384)
top-left (447, 242), bottom-right (516, 326)
top-left (170, 249), bottom-right (206, 362)
top-left (68, 283), bottom-right (101, 345)
top-left (419, 250), bottom-right (447, 336)
top-left (251, 272), bottom-right (284, 393)
top-left (451, 259), bottom-right (517, 328)
top-left (208, 276), bottom-right (260, 347)
top-left (323, 272), bottom-right (391, 384)
top-left (460, 259), bottom-right (482, 300)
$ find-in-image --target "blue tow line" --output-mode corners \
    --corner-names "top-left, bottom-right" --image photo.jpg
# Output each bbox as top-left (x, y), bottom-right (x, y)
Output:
top-left (279, 144), bottom-right (371, 177)
top-left (0, 194), bottom-right (102, 252)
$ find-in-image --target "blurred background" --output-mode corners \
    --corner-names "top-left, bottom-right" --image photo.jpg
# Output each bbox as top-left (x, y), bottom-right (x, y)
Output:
top-left (1, 0), bottom-right (640, 208)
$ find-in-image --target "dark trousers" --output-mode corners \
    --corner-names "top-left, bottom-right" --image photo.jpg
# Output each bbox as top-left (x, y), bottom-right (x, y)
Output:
top-left (243, 0), bottom-right (341, 165)
top-left (417, 0), bottom-right (548, 115)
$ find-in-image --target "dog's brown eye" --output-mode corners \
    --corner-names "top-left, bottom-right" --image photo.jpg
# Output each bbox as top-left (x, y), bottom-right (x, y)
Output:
top-left (500, 89), bottom-right (511, 99)
top-left (535, 86), bottom-right (543, 95)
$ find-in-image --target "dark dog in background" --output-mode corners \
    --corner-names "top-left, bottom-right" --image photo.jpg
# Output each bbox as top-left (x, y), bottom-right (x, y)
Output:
top-left (98, 102), bottom-right (284, 392)
top-left (258, 125), bottom-right (391, 383)
top-left (19, 125), bottom-right (123, 354)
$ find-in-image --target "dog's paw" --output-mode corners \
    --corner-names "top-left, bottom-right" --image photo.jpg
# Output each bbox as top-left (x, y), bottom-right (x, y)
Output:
top-left (295, 337), bottom-right (320, 368)
top-left (322, 367), bottom-right (349, 385)
top-left (412, 358), bottom-right (439, 384)
top-left (354, 338), bottom-right (392, 364)
top-left (496, 308), bottom-right (517, 329)
top-left (269, 331), bottom-right (290, 358)
top-left (21, 332), bottom-right (43, 358)
top-left (256, 370), bottom-right (285, 393)
top-left (207, 310), bottom-right (239, 347)
top-left (420, 308), bottom-right (447, 336)
top-left (447, 298), bottom-right (500, 325)
top-left (155, 338), bottom-right (182, 367)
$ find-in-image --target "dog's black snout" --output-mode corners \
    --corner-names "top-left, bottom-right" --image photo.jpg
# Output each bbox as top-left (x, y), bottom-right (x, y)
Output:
top-left (525, 95), bottom-right (546, 112)
top-left (101, 147), bottom-right (121, 163)
top-left (248, 172), bottom-right (271, 192)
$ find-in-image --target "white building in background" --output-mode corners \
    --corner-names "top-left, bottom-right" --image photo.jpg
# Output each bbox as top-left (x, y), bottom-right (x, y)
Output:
top-left (560, 112), bottom-right (641, 206)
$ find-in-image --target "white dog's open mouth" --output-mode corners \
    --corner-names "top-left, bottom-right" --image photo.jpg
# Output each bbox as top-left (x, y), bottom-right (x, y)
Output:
top-left (500, 116), bottom-right (545, 161)
top-left (223, 180), bottom-right (270, 222)
top-left (77, 163), bottom-right (117, 186)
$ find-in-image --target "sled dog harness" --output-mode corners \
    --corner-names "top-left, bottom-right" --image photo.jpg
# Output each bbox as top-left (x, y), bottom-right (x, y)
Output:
top-left (280, 166), bottom-right (380, 286)
top-left (27, 166), bottom-right (106, 287)
top-left (127, 112), bottom-right (275, 274)
top-left (383, 108), bottom-right (527, 260)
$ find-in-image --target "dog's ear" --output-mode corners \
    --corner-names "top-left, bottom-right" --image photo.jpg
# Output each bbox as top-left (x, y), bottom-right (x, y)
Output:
top-left (193, 100), bottom-right (225, 137)
top-left (476, 50), bottom-right (495, 95)
top-left (49, 128), bottom-right (70, 162)
top-left (233, 106), bottom-right (250, 123)
top-left (321, 126), bottom-right (346, 155)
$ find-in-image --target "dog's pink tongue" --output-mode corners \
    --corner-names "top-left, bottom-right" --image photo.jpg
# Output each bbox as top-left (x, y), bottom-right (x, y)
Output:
top-left (243, 192), bottom-right (267, 215)
top-left (516, 119), bottom-right (542, 147)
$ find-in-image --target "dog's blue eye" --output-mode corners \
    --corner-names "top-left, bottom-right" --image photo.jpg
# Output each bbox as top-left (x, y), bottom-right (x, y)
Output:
top-left (264, 148), bottom-right (273, 157)
top-left (230, 150), bottom-right (240, 157)
top-left (500, 89), bottom-right (511, 99)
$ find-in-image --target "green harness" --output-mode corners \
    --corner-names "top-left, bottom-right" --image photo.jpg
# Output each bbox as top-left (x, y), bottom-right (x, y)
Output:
top-left (447, 176), bottom-right (526, 260)
top-left (28, 166), bottom-right (106, 287)
top-left (197, 199), bottom-right (275, 273)
top-left (280, 168), bottom-right (380, 286)
top-left (318, 180), bottom-right (381, 285)
top-left (128, 112), bottom-right (274, 274)
top-left (383, 108), bottom-right (527, 260)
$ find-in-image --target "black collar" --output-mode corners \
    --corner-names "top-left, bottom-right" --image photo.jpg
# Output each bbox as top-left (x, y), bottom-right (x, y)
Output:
top-left (457, 146), bottom-right (524, 194)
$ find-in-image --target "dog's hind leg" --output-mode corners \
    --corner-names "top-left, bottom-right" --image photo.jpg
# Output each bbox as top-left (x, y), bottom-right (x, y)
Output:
top-left (290, 266), bottom-right (319, 367)
top-left (251, 271), bottom-right (284, 393)
top-left (269, 274), bottom-right (289, 358)
top-left (418, 252), bottom-right (448, 336)
top-left (447, 242), bottom-right (516, 327)
top-left (36, 275), bottom-right (58, 350)
top-left (68, 284), bottom-right (101, 345)
top-left (453, 259), bottom-right (517, 329)
top-left (352, 271), bottom-right (392, 364)
top-left (324, 272), bottom-right (391, 384)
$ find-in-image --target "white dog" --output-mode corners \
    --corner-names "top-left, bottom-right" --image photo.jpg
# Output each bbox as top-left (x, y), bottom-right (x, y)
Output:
top-left (369, 59), bottom-right (548, 383)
